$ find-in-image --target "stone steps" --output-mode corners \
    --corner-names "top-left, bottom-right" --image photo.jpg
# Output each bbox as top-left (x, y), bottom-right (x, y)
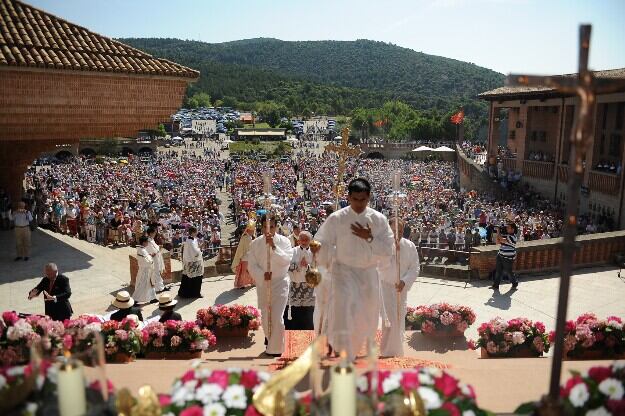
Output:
top-left (421, 263), bottom-right (471, 280)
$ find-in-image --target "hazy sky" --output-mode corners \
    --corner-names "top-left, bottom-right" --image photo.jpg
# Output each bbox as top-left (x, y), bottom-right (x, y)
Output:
top-left (27, 0), bottom-right (625, 75)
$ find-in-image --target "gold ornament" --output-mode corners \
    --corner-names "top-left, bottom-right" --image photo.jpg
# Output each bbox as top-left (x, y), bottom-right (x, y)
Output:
top-left (131, 386), bottom-right (161, 416)
top-left (305, 240), bottom-right (322, 287)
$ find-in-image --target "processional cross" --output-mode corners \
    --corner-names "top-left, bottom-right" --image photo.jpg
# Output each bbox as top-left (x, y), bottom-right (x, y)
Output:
top-left (325, 127), bottom-right (362, 209)
top-left (507, 25), bottom-right (625, 412)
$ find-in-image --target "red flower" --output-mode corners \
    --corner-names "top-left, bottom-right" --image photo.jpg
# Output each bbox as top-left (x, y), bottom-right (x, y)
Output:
top-left (607, 399), bottom-right (625, 414)
top-left (434, 372), bottom-right (459, 397)
top-left (560, 375), bottom-right (583, 397)
top-left (244, 405), bottom-right (263, 416)
top-left (565, 320), bottom-right (576, 332)
top-left (180, 405), bottom-right (203, 416)
top-left (158, 394), bottom-right (172, 407)
top-left (548, 331), bottom-right (556, 344)
top-left (441, 402), bottom-right (461, 416)
top-left (534, 321), bottom-right (546, 334)
top-left (88, 379), bottom-right (115, 395)
top-left (588, 366), bottom-right (612, 383)
top-left (2, 311), bottom-right (18, 325)
top-left (400, 371), bottom-right (420, 393)
top-left (180, 370), bottom-right (196, 383)
top-left (240, 370), bottom-right (259, 389)
top-left (208, 370), bottom-right (229, 389)
top-left (467, 339), bottom-right (477, 350)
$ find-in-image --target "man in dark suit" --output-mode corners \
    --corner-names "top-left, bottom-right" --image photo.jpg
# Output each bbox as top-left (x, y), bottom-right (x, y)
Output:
top-left (28, 263), bottom-right (73, 321)
top-left (110, 291), bottom-right (144, 321)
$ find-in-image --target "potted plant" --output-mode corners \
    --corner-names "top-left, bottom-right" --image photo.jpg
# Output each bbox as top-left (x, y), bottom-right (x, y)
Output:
top-left (551, 313), bottom-right (625, 360)
top-left (469, 317), bottom-right (550, 358)
top-left (100, 318), bottom-right (142, 363)
top-left (196, 305), bottom-right (260, 337)
top-left (1, 312), bottom-right (64, 366)
top-left (406, 303), bottom-right (476, 336)
top-left (141, 320), bottom-right (216, 359)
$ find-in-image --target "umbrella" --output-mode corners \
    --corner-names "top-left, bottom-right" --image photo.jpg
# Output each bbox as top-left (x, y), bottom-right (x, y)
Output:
top-left (478, 227), bottom-right (487, 238)
top-left (412, 146), bottom-right (434, 152)
top-left (432, 146), bottom-right (456, 152)
top-left (321, 201), bottom-right (334, 205)
top-left (256, 209), bottom-right (267, 215)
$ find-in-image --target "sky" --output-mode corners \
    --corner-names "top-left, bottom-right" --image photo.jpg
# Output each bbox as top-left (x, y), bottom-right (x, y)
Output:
top-left (27, 0), bottom-right (625, 75)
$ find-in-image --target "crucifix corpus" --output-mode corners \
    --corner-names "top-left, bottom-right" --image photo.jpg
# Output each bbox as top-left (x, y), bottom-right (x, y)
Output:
top-left (263, 171), bottom-right (273, 339)
top-left (507, 24), bottom-right (625, 413)
top-left (325, 127), bottom-right (361, 209)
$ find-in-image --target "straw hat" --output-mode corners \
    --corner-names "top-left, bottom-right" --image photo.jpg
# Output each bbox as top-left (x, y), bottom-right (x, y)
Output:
top-left (158, 293), bottom-right (178, 309)
top-left (112, 291), bottom-right (134, 309)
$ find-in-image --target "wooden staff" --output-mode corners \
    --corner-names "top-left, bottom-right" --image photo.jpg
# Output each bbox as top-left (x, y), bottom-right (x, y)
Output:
top-left (392, 171), bottom-right (402, 327)
top-left (263, 172), bottom-right (273, 340)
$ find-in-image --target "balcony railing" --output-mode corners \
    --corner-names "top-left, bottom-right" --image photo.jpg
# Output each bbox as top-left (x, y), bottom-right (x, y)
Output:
top-left (557, 165), bottom-right (569, 183)
top-left (588, 170), bottom-right (621, 194)
top-left (523, 160), bottom-right (555, 180)
top-left (502, 157), bottom-right (517, 172)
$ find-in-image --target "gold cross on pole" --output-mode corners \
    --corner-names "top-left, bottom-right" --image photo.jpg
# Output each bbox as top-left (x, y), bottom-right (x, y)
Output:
top-left (506, 25), bottom-right (625, 411)
top-left (325, 127), bottom-right (361, 208)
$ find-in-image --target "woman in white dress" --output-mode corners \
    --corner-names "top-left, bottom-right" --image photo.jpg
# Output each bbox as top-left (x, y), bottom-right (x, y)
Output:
top-left (146, 226), bottom-right (166, 292)
top-left (134, 236), bottom-right (157, 305)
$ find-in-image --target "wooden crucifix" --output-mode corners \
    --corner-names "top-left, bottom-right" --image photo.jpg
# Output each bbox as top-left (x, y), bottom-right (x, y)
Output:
top-left (325, 127), bottom-right (362, 209)
top-left (507, 25), bottom-right (625, 411)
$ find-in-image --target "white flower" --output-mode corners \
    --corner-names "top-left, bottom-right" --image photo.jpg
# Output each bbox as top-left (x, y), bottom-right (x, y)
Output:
top-left (462, 411), bottom-right (476, 416)
top-left (258, 372), bottom-right (271, 382)
top-left (222, 385), bottom-right (247, 409)
top-left (598, 378), bottom-right (624, 400)
top-left (7, 320), bottom-right (33, 341)
top-left (356, 376), bottom-right (369, 392)
top-left (25, 402), bottom-right (38, 415)
top-left (195, 383), bottom-right (224, 404)
top-left (227, 367), bottom-right (242, 374)
top-left (417, 387), bottom-right (442, 409)
top-left (569, 383), bottom-right (590, 407)
top-left (6, 366), bottom-right (25, 377)
top-left (84, 322), bottom-right (102, 333)
top-left (183, 380), bottom-right (198, 390)
top-left (382, 375), bottom-right (401, 394)
top-left (418, 372), bottom-right (434, 385)
top-left (0, 375), bottom-right (6, 390)
top-left (190, 359), bottom-right (202, 369)
top-left (203, 402), bottom-right (226, 416)
top-left (612, 361), bottom-right (625, 371)
top-left (512, 331), bottom-right (525, 345)
top-left (171, 386), bottom-right (196, 407)
top-left (46, 366), bottom-right (58, 384)
top-left (460, 383), bottom-right (473, 397)
top-left (195, 369), bottom-right (212, 379)
top-left (585, 407), bottom-right (611, 416)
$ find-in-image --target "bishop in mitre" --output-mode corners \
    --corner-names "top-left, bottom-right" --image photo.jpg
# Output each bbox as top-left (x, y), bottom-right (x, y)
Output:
top-left (312, 178), bottom-right (394, 360)
top-left (247, 215), bottom-right (294, 356)
top-left (377, 217), bottom-right (419, 357)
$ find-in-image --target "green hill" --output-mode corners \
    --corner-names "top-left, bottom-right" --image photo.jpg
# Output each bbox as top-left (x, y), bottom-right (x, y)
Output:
top-left (121, 37), bottom-right (504, 138)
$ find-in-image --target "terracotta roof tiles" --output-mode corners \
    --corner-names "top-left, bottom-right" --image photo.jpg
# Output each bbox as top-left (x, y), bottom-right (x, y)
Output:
top-left (0, 0), bottom-right (199, 79)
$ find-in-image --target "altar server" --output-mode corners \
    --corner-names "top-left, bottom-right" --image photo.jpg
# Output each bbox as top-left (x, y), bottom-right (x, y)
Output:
top-left (377, 218), bottom-right (419, 357)
top-left (247, 215), bottom-right (294, 356)
top-left (312, 178), bottom-right (394, 361)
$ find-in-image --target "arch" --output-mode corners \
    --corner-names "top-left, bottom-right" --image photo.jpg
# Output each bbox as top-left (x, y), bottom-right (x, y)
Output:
top-left (366, 151), bottom-right (385, 159)
top-left (80, 148), bottom-right (96, 158)
top-left (138, 147), bottom-right (154, 155)
top-left (55, 150), bottom-right (74, 160)
top-left (121, 147), bottom-right (135, 156)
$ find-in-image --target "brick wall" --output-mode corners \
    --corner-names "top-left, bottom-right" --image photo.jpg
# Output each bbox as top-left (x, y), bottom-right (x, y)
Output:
top-left (469, 231), bottom-right (625, 279)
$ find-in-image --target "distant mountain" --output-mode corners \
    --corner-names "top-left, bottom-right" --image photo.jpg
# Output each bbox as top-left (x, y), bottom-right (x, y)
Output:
top-left (121, 37), bottom-right (503, 115)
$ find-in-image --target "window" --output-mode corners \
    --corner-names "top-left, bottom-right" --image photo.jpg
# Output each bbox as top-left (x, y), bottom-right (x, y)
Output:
top-left (539, 131), bottom-right (547, 142)
top-left (531, 131), bottom-right (538, 141)
top-left (509, 130), bottom-right (516, 140)
top-left (602, 104), bottom-right (608, 130)
top-left (609, 133), bottom-right (621, 155)
top-left (617, 102), bottom-right (625, 130)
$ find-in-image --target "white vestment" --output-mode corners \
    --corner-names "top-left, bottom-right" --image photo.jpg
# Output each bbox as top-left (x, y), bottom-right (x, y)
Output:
top-left (147, 238), bottom-right (165, 291)
top-left (182, 237), bottom-right (205, 278)
top-left (134, 246), bottom-right (157, 304)
top-left (315, 206), bottom-right (394, 360)
top-left (247, 233), bottom-right (294, 354)
top-left (377, 238), bottom-right (419, 357)
top-left (313, 264), bottom-right (331, 336)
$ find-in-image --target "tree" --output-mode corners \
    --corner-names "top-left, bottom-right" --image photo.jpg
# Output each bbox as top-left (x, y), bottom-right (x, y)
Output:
top-left (156, 124), bottom-right (166, 137)
top-left (257, 101), bottom-right (288, 128)
top-left (186, 92), bottom-right (211, 108)
top-left (213, 99), bottom-right (224, 108)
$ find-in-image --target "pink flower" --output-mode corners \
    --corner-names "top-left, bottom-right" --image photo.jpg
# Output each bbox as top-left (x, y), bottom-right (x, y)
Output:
top-left (114, 330), bottom-right (128, 341)
top-left (532, 337), bottom-right (545, 353)
top-left (240, 370), bottom-right (259, 389)
top-left (421, 320), bottom-right (435, 334)
top-left (560, 375), bottom-right (584, 398)
top-left (434, 372), bottom-right (459, 397)
top-left (587, 366), bottom-right (612, 383)
top-left (607, 399), bottom-right (625, 414)
top-left (207, 370), bottom-right (229, 389)
top-left (180, 405), bottom-right (203, 416)
top-left (467, 339), bottom-right (477, 350)
top-left (244, 405), bottom-right (263, 416)
top-left (441, 402), bottom-right (461, 416)
top-left (170, 335), bottom-right (182, 348)
top-left (180, 370), bottom-right (196, 383)
top-left (534, 321), bottom-right (546, 334)
top-left (158, 394), bottom-right (172, 407)
top-left (2, 311), bottom-right (19, 325)
top-left (62, 334), bottom-right (73, 350)
top-left (88, 379), bottom-right (115, 394)
top-left (400, 371), bottom-right (420, 393)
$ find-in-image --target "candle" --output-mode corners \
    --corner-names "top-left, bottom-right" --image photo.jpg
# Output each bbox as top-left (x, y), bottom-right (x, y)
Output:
top-left (57, 358), bottom-right (87, 416)
top-left (331, 356), bottom-right (356, 416)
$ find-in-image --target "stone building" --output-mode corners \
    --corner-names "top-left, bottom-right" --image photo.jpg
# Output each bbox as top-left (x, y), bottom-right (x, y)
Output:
top-left (478, 68), bottom-right (625, 227)
top-left (0, 0), bottom-right (198, 204)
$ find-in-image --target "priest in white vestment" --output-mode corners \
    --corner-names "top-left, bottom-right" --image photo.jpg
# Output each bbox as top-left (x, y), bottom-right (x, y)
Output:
top-left (247, 215), bottom-right (294, 356)
top-left (133, 236), bottom-right (157, 305)
top-left (377, 218), bottom-right (419, 357)
top-left (146, 226), bottom-right (166, 292)
top-left (313, 178), bottom-right (394, 361)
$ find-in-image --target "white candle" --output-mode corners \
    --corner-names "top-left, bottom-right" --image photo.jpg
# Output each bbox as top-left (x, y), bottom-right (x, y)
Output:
top-left (331, 364), bottom-right (356, 416)
top-left (57, 359), bottom-right (87, 416)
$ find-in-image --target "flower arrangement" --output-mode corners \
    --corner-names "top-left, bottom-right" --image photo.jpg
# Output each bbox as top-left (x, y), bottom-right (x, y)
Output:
top-left (160, 366), bottom-right (269, 416)
top-left (100, 318), bottom-right (142, 361)
top-left (516, 362), bottom-right (625, 415)
top-left (62, 315), bottom-right (102, 356)
top-left (356, 367), bottom-right (489, 415)
top-left (141, 320), bottom-right (216, 355)
top-left (549, 313), bottom-right (625, 359)
top-left (196, 305), bottom-right (261, 331)
top-left (405, 303), bottom-right (476, 335)
top-left (468, 317), bottom-right (550, 357)
top-left (0, 312), bottom-right (64, 366)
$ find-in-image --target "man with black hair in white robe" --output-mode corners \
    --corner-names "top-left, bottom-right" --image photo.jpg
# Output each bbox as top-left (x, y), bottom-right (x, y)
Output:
top-left (247, 215), bottom-right (294, 356)
top-left (377, 217), bottom-right (419, 357)
top-left (312, 178), bottom-right (394, 361)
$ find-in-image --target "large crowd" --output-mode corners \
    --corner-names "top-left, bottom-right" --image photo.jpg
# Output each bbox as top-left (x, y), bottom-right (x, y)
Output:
top-left (7, 138), bottom-right (613, 262)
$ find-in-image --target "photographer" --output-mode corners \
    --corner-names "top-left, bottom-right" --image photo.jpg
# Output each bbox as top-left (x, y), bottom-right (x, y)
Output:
top-left (489, 222), bottom-right (519, 291)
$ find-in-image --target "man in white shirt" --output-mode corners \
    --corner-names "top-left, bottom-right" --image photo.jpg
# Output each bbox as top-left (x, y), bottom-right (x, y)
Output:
top-left (312, 178), bottom-right (394, 361)
top-left (377, 217), bottom-right (419, 357)
top-left (246, 215), bottom-right (294, 356)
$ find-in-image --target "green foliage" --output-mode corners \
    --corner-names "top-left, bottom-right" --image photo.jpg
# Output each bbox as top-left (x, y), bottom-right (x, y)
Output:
top-left (256, 101), bottom-right (289, 127)
top-left (121, 37), bottom-right (503, 134)
top-left (156, 124), bottom-right (166, 137)
top-left (186, 92), bottom-right (211, 108)
top-left (229, 141), bottom-right (291, 157)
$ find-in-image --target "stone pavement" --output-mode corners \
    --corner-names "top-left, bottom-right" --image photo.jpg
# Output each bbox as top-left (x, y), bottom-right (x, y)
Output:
top-left (2, 227), bottom-right (625, 345)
